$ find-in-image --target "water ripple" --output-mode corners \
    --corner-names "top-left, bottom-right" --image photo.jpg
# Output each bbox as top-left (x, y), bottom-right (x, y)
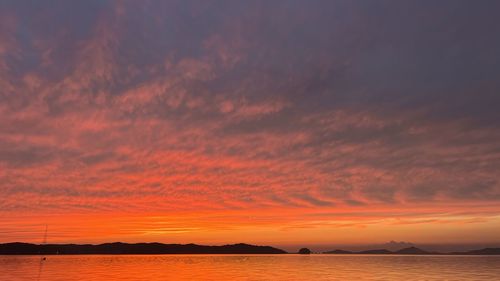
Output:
top-left (1, 255), bottom-right (499, 280)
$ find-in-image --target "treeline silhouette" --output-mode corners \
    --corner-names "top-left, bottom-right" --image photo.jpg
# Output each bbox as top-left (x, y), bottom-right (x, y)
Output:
top-left (0, 242), bottom-right (286, 255)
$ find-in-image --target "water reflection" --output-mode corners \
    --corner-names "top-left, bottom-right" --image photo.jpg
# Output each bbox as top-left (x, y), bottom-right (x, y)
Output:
top-left (1, 255), bottom-right (499, 280)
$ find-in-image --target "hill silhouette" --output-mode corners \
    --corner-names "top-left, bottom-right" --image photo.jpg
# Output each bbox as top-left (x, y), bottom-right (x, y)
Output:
top-left (323, 249), bottom-right (353, 254)
top-left (0, 242), bottom-right (286, 255)
top-left (382, 241), bottom-right (415, 251)
top-left (358, 249), bottom-right (393, 254)
top-left (323, 246), bottom-right (500, 255)
top-left (453, 248), bottom-right (500, 255)
top-left (394, 246), bottom-right (431, 255)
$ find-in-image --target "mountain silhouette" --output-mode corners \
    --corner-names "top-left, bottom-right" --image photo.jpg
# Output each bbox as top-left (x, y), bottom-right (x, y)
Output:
top-left (394, 247), bottom-right (431, 255)
top-left (382, 241), bottom-right (415, 251)
top-left (323, 246), bottom-right (500, 255)
top-left (0, 242), bottom-right (286, 255)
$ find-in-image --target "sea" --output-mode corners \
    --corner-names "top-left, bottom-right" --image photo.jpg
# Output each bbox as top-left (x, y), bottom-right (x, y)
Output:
top-left (1, 254), bottom-right (499, 280)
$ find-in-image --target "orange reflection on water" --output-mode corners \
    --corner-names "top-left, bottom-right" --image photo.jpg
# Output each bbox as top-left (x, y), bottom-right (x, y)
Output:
top-left (2, 254), bottom-right (500, 281)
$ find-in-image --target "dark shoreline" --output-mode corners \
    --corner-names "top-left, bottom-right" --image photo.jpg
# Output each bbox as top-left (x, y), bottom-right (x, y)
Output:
top-left (0, 242), bottom-right (286, 255)
top-left (1, 243), bottom-right (500, 255)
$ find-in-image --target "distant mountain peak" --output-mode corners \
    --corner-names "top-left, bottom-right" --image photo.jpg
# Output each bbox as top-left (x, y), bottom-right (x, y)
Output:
top-left (383, 241), bottom-right (415, 251)
top-left (394, 247), bottom-right (430, 255)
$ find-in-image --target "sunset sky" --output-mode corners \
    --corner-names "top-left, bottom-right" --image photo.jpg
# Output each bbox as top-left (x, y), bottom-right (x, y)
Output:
top-left (1, 0), bottom-right (500, 249)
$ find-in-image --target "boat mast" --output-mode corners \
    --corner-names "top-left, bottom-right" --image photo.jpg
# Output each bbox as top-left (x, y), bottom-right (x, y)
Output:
top-left (37, 224), bottom-right (48, 281)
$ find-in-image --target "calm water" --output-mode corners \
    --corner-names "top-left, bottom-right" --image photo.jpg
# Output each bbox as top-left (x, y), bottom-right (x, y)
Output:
top-left (1, 254), bottom-right (499, 280)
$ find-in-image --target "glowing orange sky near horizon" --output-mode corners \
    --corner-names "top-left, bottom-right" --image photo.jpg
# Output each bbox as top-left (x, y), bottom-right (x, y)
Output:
top-left (1, 1), bottom-right (500, 247)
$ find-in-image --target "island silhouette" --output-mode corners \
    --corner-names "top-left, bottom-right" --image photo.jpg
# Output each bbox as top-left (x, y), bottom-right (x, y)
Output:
top-left (298, 248), bottom-right (312, 254)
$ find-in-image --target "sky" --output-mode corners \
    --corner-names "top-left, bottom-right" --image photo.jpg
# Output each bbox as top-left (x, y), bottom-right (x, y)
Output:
top-left (1, 0), bottom-right (500, 250)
